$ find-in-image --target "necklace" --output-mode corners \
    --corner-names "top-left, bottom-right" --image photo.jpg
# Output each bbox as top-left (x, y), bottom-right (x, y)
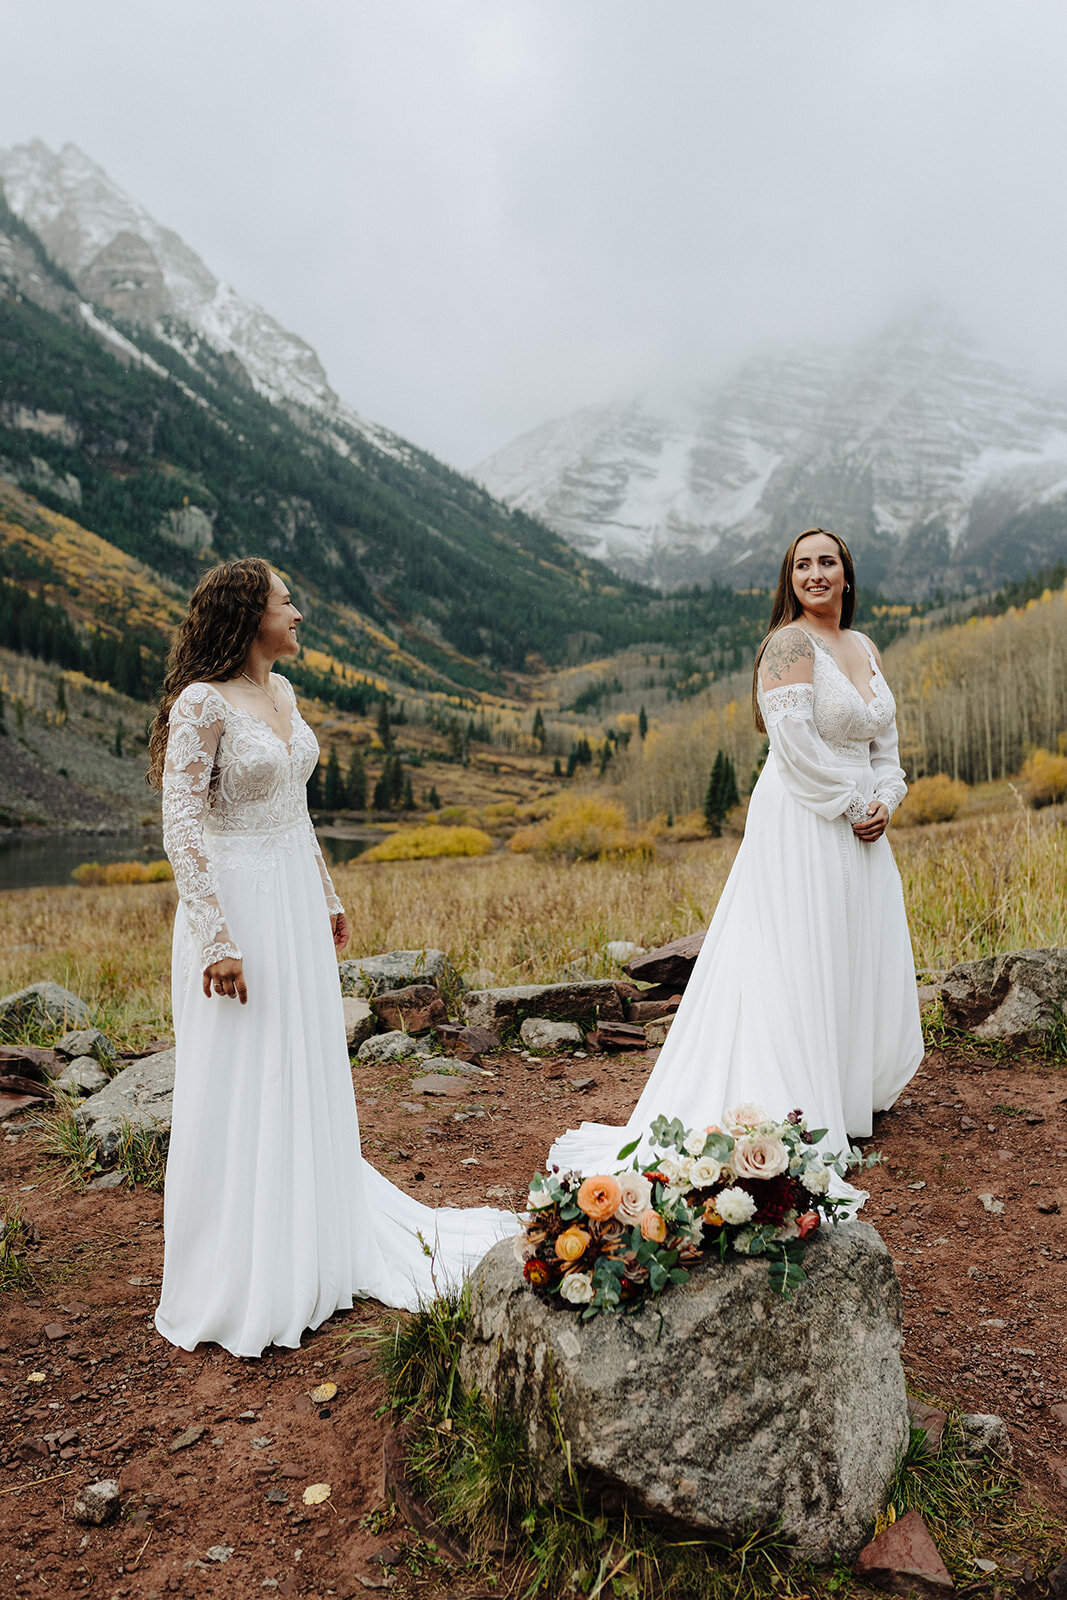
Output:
top-left (240, 671), bottom-right (279, 712)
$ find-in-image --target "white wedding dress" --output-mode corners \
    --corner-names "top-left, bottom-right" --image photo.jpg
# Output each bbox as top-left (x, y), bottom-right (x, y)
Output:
top-left (154, 676), bottom-right (512, 1359)
top-left (548, 628), bottom-right (923, 1177)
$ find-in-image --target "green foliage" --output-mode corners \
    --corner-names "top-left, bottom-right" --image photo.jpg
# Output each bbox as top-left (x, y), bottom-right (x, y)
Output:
top-left (531, 707), bottom-right (545, 748)
top-left (323, 742), bottom-right (344, 808)
top-left (0, 1199), bottom-right (35, 1294)
top-left (345, 746), bottom-right (367, 810)
top-left (704, 749), bottom-right (740, 836)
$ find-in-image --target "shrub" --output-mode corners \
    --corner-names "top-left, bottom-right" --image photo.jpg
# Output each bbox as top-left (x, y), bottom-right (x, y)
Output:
top-left (72, 859), bottom-right (174, 886)
top-left (509, 794), bottom-right (654, 862)
top-left (1021, 747), bottom-right (1067, 807)
top-left (361, 825), bottom-right (493, 862)
top-left (894, 775), bottom-right (969, 827)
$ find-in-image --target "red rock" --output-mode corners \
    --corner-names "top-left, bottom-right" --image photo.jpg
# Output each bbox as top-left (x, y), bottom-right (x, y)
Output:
top-left (628, 997), bottom-right (681, 1023)
top-left (372, 985), bottom-right (447, 1034)
top-left (587, 1021), bottom-right (648, 1051)
top-left (854, 1510), bottom-right (954, 1597)
top-left (42, 1323), bottom-right (67, 1341)
top-left (625, 932), bottom-right (705, 987)
top-left (907, 1398), bottom-right (947, 1455)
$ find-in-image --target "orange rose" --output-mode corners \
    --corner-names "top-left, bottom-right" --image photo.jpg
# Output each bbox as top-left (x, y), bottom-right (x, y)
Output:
top-left (639, 1210), bottom-right (667, 1243)
top-left (797, 1211), bottom-right (820, 1238)
top-left (576, 1174), bottom-right (622, 1222)
top-left (703, 1199), bottom-right (724, 1227)
top-left (554, 1225), bottom-right (591, 1263)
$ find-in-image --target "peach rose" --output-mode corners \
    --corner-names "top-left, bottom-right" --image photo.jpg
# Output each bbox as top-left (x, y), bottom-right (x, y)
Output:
top-left (639, 1209), bottom-right (667, 1243)
top-left (797, 1211), bottom-right (820, 1238)
top-left (576, 1174), bottom-right (622, 1222)
top-left (703, 1198), bottom-right (724, 1227)
top-left (724, 1103), bottom-right (770, 1132)
top-left (613, 1171), bottom-right (652, 1225)
top-left (554, 1225), bottom-right (591, 1263)
top-left (731, 1134), bottom-right (790, 1180)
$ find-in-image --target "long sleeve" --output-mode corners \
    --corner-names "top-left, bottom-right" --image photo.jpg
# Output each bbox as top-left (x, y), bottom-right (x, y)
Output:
top-left (162, 683), bottom-right (242, 966)
top-left (274, 674), bottom-right (344, 916)
top-left (761, 684), bottom-right (870, 824)
top-left (869, 719), bottom-right (908, 816)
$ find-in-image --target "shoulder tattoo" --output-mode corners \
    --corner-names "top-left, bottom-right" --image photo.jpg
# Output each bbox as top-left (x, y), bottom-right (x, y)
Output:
top-left (760, 627), bottom-right (814, 684)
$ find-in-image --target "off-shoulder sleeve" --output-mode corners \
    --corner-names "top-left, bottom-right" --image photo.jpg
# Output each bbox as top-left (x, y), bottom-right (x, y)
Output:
top-left (761, 684), bottom-right (870, 825)
top-left (870, 719), bottom-right (908, 816)
top-left (162, 684), bottom-right (242, 966)
top-left (274, 674), bottom-right (344, 917)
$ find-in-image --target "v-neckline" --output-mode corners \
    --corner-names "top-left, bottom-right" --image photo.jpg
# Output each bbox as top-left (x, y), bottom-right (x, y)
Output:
top-left (212, 683), bottom-right (296, 748)
top-left (799, 628), bottom-right (880, 709)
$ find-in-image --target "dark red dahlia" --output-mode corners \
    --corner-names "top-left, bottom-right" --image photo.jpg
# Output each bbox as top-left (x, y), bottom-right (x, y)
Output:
top-left (736, 1173), bottom-right (804, 1225)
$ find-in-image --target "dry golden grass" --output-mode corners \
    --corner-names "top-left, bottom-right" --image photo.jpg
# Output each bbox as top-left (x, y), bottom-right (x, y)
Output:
top-left (71, 859), bottom-right (173, 886)
top-left (361, 825), bottom-right (493, 862)
top-left (508, 794), bottom-right (654, 862)
top-left (893, 774), bottom-right (969, 827)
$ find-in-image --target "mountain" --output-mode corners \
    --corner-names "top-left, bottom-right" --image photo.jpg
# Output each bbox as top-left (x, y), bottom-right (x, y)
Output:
top-left (474, 313), bottom-right (1067, 594)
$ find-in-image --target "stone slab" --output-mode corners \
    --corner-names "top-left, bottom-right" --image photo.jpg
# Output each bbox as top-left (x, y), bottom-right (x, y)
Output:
top-left (463, 981), bottom-right (624, 1033)
top-left (0, 983), bottom-right (91, 1034)
top-left (854, 1510), bottom-right (954, 1597)
top-left (75, 1049), bottom-right (175, 1166)
top-left (338, 949), bottom-right (458, 998)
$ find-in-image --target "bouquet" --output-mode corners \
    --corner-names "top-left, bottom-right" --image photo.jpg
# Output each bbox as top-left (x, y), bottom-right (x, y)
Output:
top-left (516, 1105), bottom-right (879, 1318)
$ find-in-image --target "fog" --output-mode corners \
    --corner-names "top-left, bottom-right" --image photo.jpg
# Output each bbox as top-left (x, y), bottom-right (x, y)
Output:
top-left (3, 0), bottom-right (1067, 464)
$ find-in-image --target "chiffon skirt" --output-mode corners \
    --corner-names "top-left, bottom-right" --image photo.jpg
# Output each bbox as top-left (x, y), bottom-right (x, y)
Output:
top-left (155, 822), bottom-right (514, 1358)
top-left (547, 752), bottom-right (924, 1178)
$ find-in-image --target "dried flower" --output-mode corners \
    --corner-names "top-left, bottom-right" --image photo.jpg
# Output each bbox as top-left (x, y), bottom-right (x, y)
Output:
top-left (524, 1258), bottom-right (551, 1287)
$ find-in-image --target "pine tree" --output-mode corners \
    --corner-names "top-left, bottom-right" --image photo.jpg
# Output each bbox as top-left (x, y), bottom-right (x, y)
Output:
top-left (388, 752), bottom-right (406, 806)
top-left (552, 756), bottom-right (562, 777)
top-left (428, 784), bottom-right (441, 809)
top-left (376, 697), bottom-right (392, 749)
top-left (598, 738), bottom-right (613, 776)
top-left (55, 677), bottom-right (67, 719)
top-left (532, 708), bottom-right (545, 749)
top-left (323, 742), bottom-right (344, 808)
top-left (722, 753), bottom-right (740, 812)
top-left (704, 750), bottom-right (727, 837)
top-left (638, 705), bottom-right (648, 740)
top-left (372, 768), bottom-right (390, 810)
top-left (403, 775), bottom-right (414, 809)
top-left (345, 747), bottom-right (367, 810)
top-left (113, 720), bottom-right (124, 759)
top-left (306, 760), bottom-right (323, 810)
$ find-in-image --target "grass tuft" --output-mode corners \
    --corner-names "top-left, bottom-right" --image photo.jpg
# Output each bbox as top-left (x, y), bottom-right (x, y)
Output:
top-left (0, 1198), bottom-right (35, 1293)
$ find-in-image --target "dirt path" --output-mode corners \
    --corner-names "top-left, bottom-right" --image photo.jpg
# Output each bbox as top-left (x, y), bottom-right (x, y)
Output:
top-left (1, 1042), bottom-right (1065, 1598)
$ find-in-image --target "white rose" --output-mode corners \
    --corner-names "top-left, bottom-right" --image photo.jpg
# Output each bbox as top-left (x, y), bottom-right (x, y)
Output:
top-left (688, 1156), bottom-right (723, 1189)
top-left (801, 1163), bottom-right (831, 1195)
top-left (683, 1130), bottom-right (706, 1157)
top-left (659, 1155), bottom-right (693, 1187)
top-left (715, 1186), bottom-right (758, 1226)
top-left (526, 1186), bottom-right (556, 1211)
top-left (613, 1172), bottom-right (652, 1225)
top-left (559, 1271), bottom-right (594, 1304)
top-left (725, 1103), bottom-right (770, 1133)
top-left (732, 1135), bottom-right (790, 1181)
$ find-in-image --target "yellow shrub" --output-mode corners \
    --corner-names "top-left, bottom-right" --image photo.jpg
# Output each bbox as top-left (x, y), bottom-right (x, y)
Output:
top-left (509, 795), bottom-right (653, 862)
top-left (361, 825), bottom-right (493, 862)
top-left (433, 805), bottom-right (481, 826)
top-left (893, 775), bottom-right (969, 827)
top-left (72, 859), bottom-right (174, 886)
top-left (1021, 747), bottom-right (1067, 807)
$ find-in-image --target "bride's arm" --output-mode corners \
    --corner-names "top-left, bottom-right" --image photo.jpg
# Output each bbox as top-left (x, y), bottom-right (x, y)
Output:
top-left (759, 627), bottom-right (870, 824)
top-left (162, 684), bottom-right (243, 968)
top-left (858, 637), bottom-right (908, 816)
top-left (275, 676), bottom-right (348, 945)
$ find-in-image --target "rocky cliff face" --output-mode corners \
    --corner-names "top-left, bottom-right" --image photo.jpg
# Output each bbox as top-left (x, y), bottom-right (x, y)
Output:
top-left (476, 313), bottom-right (1067, 593)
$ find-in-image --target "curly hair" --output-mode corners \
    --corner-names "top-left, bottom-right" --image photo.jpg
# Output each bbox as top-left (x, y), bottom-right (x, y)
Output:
top-left (751, 527), bottom-right (857, 733)
top-left (146, 557), bottom-right (274, 789)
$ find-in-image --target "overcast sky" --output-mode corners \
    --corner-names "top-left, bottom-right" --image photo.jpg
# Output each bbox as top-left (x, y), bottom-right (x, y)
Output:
top-left (3, 0), bottom-right (1067, 466)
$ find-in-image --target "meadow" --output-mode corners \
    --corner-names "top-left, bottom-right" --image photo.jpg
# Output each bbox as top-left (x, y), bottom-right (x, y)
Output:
top-left (1, 796), bottom-right (1063, 1048)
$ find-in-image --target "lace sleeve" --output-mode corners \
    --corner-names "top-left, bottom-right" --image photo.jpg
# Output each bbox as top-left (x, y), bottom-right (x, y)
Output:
top-left (761, 685), bottom-right (870, 825)
top-left (870, 719), bottom-right (908, 816)
top-left (274, 675), bottom-right (344, 917)
top-left (162, 684), bottom-right (242, 966)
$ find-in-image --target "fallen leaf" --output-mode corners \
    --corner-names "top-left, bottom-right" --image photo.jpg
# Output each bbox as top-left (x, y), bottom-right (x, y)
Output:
top-left (27, 1372), bottom-right (46, 1384)
top-left (309, 1382), bottom-right (337, 1404)
top-left (302, 1482), bottom-right (332, 1505)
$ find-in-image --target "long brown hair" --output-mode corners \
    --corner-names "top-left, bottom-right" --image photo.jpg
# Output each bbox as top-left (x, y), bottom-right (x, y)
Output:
top-left (147, 557), bottom-right (274, 788)
top-left (751, 527), bottom-right (856, 733)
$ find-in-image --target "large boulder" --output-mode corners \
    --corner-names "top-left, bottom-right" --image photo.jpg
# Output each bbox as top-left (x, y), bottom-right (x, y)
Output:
top-left (460, 1222), bottom-right (907, 1561)
top-left (338, 949), bottom-right (459, 998)
top-left (624, 932), bottom-right (705, 989)
top-left (0, 983), bottom-right (91, 1034)
top-left (463, 981), bottom-right (624, 1033)
top-left (75, 1050), bottom-right (175, 1166)
top-left (940, 948), bottom-right (1067, 1047)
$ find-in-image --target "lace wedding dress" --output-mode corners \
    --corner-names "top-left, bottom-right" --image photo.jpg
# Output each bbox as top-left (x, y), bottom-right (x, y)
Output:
top-left (547, 628), bottom-right (923, 1178)
top-left (154, 677), bottom-right (512, 1359)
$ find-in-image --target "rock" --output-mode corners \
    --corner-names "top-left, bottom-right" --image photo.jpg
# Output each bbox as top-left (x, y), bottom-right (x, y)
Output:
top-left (907, 1398), bottom-right (948, 1455)
top-left (628, 996), bottom-right (682, 1023)
top-left (88, 1170), bottom-right (124, 1189)
top-left (72, 1478), bottom-right (121, 1525)
top-left (587, 1021), bottom-right (649, 1051)
top-left (644, 1017), bottom-right (673, 1047)
top-left (373, 985), bottom-right (448, 1035)
top-left (854, 1510), bottom-right (954, 1597)
top-left (625, 932), bottom-right (705, 989)
top-left (55, 1029), bottom-right (117, 1069)
top-left (0, 1044), bottom-right (65, 1082)
top-left (519, 1018), bottom-right (583, 1051)
top-left (342, 998), bottom-right (375, 1051)
top-left (941, 948), bottom-right (1067, 1046)
top-left (409, 1074), bottom-right (472, 1099)
top-left (460, 1222), bottom-right (908, 1561)
top-left (435, 1023), bottom-right (502, 1057)
top-left (356, 1031), bottom-right (429, 1066)
top-left (74, 1049), bottom-right (175, 1166)
top-left (338, 950), bottom-right (459, 998)
top-left (463, 981), bottom-right (624, 1033)
top-left (53, 1057), bottom-right (110, 1097)
top-left (0, 982), bottom-right (91, 1034)
top-left (604, 940), bottom-right (646, 964)
top-left (958, 1412), bottom-right (1013, 1463)
top-left (1049, 1556), bottom-right (1067, 1600)
top-left (169, 1424), bottom-right (206, 1453)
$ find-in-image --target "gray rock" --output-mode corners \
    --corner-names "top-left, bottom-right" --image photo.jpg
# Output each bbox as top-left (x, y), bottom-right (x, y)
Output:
top-left (463, 981), bottom-right (624, 1033)
top-left (604, 940), bottom-right (646, 964)
top-left (55, 1028), bottom-right (117, 1069)
top-left (53, 1057), bottom-right (110, 1097)
top-left (460, 1222), bottom-right (908, 1561)
top-left (73, 1478), bottom-right (121, 1525)
top-left (341, 997), bottom-right (375, 1050)
top-left (356, 1031), bottom-right (430, 1066)
top-left (75, 1049), bottom-right (175, 1166)
top-left (941, 948), bottom-right (1067, 1046)
top-left (0, 982), bottom-right (91, 1034)
top-left (519, 1017), bottom-right (583, 1051)
top-left (409, 1074), bottom-right (472, 1098)
top-left (958, 1412), bottom-right (1013, 1463)
top-left (338, 949), bottom-right (459, 998)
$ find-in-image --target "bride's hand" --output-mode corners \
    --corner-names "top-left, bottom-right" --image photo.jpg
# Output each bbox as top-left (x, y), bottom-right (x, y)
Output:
top-left (852, 801), bottom-right (889, 842)
top-left (331, 910), bottom-right (350, 952)
top-left (203, 957), bottom-right (248, 1004)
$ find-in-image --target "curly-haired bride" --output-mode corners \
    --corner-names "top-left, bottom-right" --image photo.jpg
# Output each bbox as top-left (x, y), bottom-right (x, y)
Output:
top-left (148, 558), bottom-right (511, 1358)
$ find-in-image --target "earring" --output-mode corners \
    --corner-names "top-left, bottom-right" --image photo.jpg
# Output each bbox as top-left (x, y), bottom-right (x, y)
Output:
top-left (844, 583), bottom-right (850, 593)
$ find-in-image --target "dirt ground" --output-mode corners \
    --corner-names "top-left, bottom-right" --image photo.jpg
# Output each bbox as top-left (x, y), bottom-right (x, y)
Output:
top-left (1, 1038), bottom-right (1065, 1599)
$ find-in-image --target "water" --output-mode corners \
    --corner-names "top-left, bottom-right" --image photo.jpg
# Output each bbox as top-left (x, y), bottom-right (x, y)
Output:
top-left (0, 826), bottom-right (385, 892)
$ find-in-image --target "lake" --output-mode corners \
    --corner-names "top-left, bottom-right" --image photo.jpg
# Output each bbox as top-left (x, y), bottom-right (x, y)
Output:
top-left (0, 826), bottom-right (386, 892)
